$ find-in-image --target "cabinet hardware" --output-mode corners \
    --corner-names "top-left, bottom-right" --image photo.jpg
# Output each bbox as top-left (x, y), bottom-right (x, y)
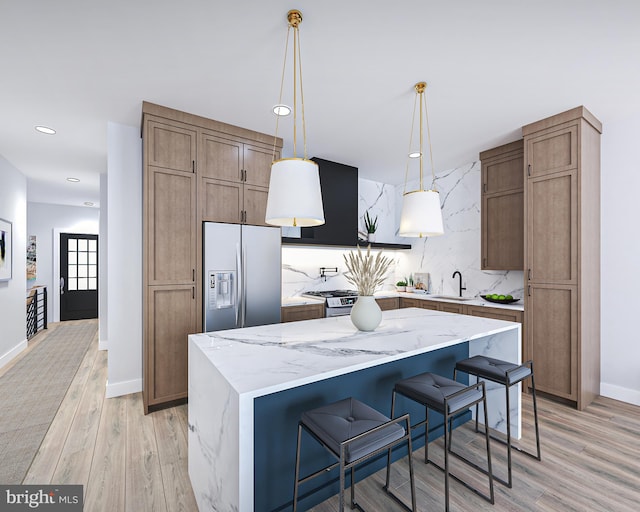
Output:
top-left (528, 269), bottom-right (531, 280)
top-left (192, 269), bottom-right (195, 281)
top-left (527, 164), bottom-right (531, 177)
top-left (528, 285), bottom-right (531, 296)
top-left (192, 287), bottom-right (195, 299)
top-left (192, 160), bottom-right (195, 172)
top-left (483, 257), bottom-right (487, 267)
top-left (483, 183), bottom-right (487, 193)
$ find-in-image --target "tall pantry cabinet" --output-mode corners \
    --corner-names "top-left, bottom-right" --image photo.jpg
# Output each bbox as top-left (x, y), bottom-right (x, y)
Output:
top-left (142, 102), bottom-right (281, 413)
top-left (523, 106), bottom-right (601, 410)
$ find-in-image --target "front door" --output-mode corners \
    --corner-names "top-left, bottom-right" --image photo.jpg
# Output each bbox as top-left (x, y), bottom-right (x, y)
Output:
top-left (60, 233), bottom-right (98, 320)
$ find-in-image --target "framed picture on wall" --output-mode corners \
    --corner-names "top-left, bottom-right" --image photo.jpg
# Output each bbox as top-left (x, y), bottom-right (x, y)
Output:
top-left (0, 218), bottom-right (12, 281)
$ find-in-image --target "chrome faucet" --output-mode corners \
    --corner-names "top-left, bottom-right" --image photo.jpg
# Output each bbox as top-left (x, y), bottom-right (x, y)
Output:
top-left (452, 271), bottom-right (466, 297)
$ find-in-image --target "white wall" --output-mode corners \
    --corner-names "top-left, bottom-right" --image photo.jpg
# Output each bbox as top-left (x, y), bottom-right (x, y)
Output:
top-left (26, 202), bottom-right (99, 323)
top-left (105, 122), bottom-right (142, 398)
top-left (99, 173), bottom-right (108, 350)
top-left (0, 156), bottom-right (27, 369)
top-left (600, 114), bottom-right (640, 405)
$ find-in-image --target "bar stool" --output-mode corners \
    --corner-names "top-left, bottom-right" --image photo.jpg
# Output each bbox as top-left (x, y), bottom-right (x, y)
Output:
top-left (293, 397), bottom-right (416, 512)
top-left (454, 356), bottom-right (541, 488)
top-left (391, 373), bottom-right (494, 511)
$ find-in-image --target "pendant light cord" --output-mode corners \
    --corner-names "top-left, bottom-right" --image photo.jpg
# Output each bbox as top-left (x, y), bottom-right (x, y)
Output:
top-left (271, 16), bottom-right (308, 162)
top-left (403, 92), bottom-right (419, 195)
top-left (272, 26), bottom-right (291, 162)
top-left (423, 91), bottom-right (437, 191)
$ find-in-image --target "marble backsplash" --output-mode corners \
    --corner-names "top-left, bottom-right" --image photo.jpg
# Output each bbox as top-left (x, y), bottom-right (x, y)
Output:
top-left (282, 164), bottom-right (524, 300)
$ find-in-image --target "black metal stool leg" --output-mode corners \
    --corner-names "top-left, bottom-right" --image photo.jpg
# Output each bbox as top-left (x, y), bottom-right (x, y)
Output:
top-left (443, 409), bottom-right (451, 512)
top-left (481, 384), bottom-right (495, 504)
top-left (530, 370), bottom-right (542, 460)
top-left (505, 381), bottom-right (513, 487)
top-left (293, 423), bottom-right (303, 512)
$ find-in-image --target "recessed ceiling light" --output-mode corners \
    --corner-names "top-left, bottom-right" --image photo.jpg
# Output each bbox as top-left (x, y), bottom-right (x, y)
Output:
top-left (84, 202), bottom-right (94, 207)
top-left (66, 177), bottom-right (80, 183)
top-left (35, 126), bottom-right (56, 135)
top-left (272, 104), bottom-right (291, 116)
top-left (408, 152), bottom-right (421, 159)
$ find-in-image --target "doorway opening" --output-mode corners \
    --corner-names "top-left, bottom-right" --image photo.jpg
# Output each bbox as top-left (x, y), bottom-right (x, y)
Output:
top-left (60, 233), bottom-right (98, 320)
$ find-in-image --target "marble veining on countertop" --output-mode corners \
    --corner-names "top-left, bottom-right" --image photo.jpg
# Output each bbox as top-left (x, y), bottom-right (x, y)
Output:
top-left (190, 308), bottom-right (520, 398)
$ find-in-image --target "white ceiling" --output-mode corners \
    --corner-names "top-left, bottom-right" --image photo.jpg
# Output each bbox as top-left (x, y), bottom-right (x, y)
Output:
top-left (2, 0), bottom-right (639, 209)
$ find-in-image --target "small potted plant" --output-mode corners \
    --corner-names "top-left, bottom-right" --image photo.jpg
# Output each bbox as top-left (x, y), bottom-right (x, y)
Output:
top-left (396, 280), bottom-right (407, 292)
top-left (406, 274), bottom-right (415, 292)
top-left (364, 211), bottom-right (378, 243)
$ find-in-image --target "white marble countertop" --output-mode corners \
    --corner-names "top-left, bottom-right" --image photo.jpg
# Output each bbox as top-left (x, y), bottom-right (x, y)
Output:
top-left (190, 308), bottom-right (520, 398)
top-left (280, 296), bottom-right (325, 307)
top-left (375, 291), bottom-right (525, 311)
top-left (281, 291), bottom-right (524, 311)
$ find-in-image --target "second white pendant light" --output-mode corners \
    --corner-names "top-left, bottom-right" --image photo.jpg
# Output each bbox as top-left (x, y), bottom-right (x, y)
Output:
top-left (399, 82), bottom-right (444, 238)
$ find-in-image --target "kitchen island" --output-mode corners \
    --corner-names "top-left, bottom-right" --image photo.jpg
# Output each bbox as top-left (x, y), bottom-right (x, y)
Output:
top-left (188, 308), bottom-right (521, 512)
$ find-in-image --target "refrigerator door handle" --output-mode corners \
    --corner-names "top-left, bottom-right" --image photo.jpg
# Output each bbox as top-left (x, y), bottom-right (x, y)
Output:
top-left (236, 242), bottom-right (242, 327)
top-left (242, 244), bottom-right (247, 327)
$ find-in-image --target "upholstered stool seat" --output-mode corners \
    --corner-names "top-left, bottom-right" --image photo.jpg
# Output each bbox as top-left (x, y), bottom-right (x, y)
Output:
top-left (293, 397), bottom-right (416, 511)
top-left (391, 372), bottom-right (494, 511)
top-left (454, 355), bottom-right (541, 488)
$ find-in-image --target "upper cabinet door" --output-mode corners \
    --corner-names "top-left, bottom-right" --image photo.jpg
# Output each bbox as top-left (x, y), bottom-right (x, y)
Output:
top-left (525, 124), bottom-right (578, 178)
top-left (244, 144), bottom-right (276, 188)
top-left (146, 120), bottom-right (197, 173)
top-left (199, 132), bottom-right (243, 182)
top-left (480, 140), bottom-right (524, 270)
top-left (481, 142), bottom-right (524, 195)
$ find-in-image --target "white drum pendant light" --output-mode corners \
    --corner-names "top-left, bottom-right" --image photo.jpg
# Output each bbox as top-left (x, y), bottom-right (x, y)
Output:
top-left (265, 10), bottom-right (325, 227)
top-left (399, 82), bottom-right (444, 237)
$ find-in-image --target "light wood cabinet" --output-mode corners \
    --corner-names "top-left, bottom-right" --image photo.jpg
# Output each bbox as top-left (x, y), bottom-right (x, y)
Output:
top-left (527, 169), bottom-right (578, 285)
top-left (146, 285), bottom-right (196, 407)
top-left (199, 131), bottom-right (277, 226)
top-left (375, 297), bottom-right (399, 311)
top-left (400, 298), bottom-right (524, 330)
top-left (281, 303), bottom-right (325, 323)
top-left (146, 120), bottom-right (197, 173)
top-left (142, 102), bottom-right (282, 413)
top-left (465, 304), bottom-right (523, 324)
top-left (146, 167), bottom-right (196, 285)
top-left (399, 297), bottom-right (438, 310)
top-left (523, 106), bottom-right (601, 410)
top-left (480, 139), bottom-right (524, 270)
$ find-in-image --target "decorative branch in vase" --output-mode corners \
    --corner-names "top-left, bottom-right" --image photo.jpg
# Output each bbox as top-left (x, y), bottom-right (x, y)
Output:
top-left (343, 245), bottom-right (392, 331)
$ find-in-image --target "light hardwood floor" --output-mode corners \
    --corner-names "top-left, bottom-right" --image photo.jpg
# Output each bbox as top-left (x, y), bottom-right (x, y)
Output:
top-left (20, 321), bottom-right (640, 511)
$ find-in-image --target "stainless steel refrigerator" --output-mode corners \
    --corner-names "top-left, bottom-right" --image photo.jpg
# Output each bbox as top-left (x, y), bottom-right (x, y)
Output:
top-left (203, 222), bottom-right (282, 331)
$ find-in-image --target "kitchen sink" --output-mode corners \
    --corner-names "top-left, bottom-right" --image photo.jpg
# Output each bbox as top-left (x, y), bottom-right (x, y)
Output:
top-left (430, 295), bottom-right (476, 301)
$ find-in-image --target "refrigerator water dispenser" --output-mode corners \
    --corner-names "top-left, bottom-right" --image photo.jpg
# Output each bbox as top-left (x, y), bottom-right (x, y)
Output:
top-left (208, 271), bottom-right (235, 309)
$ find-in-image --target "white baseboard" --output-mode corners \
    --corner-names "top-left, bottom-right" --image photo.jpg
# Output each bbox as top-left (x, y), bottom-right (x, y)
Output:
top-left (600, 382), bottom-right (640, 406)
top-left (105, 378), bottom-right (142, 398)
top-left (0, 339), bottom-right (28, 370)
top-left (98, 338), bottom-right (108, 351)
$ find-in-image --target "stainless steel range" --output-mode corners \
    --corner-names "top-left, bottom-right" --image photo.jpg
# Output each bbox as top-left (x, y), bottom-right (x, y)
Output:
top-left (302, 290), bottom-right (358, 317)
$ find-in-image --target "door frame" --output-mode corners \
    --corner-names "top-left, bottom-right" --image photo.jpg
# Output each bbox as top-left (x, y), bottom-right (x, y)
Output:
top-left (53, 226), bottom-right (99, 322)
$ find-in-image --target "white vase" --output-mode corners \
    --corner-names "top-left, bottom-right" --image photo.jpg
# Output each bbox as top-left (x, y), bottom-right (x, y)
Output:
top-left (367, 232), bottom-right (376, 243)
top-left (350, 296), bottom-right (382, 331)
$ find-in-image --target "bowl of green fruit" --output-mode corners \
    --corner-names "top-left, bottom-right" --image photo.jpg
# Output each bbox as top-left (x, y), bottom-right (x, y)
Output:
top-left (481, 293), bottom-right (520, 304)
